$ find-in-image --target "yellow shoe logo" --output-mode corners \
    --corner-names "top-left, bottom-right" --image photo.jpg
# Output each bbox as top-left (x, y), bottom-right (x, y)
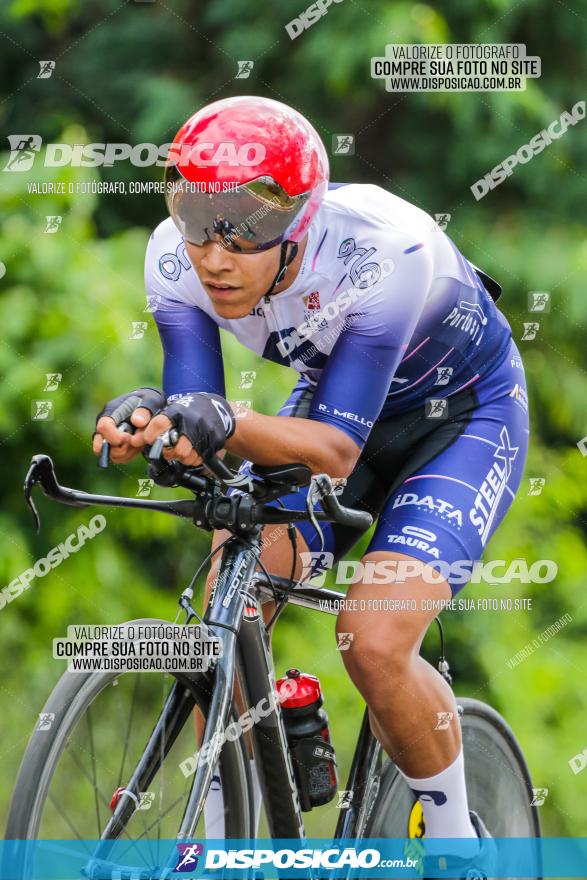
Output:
top-left (408, 800), bottom-right (426, 838)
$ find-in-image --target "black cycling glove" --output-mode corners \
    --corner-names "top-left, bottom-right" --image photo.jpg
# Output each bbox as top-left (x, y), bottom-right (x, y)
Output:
top-left (95, 387), bottom-right (167, 430)
top-left (163, 393), bottom-right (235, 460)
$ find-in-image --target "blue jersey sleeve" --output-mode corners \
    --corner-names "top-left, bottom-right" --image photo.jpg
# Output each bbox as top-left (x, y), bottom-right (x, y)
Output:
top-left (153, 301), bottom-right (225, 399)
top-left (144, 221), bottom-right (225, 400)
top-left (308, 242), bottom-right (433, 447)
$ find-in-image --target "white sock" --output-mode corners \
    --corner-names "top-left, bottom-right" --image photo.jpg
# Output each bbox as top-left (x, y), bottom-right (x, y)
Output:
top-left (203, 759), bottom-right (263, 839)
top-left (399, 750), bottom-right (479, 855)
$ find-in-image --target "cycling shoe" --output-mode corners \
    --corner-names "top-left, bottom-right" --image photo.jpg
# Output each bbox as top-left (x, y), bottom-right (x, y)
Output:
top-left (423, 810), bottom-right (497, 879)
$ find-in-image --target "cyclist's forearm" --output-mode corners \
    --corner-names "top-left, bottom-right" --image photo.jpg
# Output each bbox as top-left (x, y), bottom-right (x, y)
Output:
top-left (225, 409), bottom-right (360, 477)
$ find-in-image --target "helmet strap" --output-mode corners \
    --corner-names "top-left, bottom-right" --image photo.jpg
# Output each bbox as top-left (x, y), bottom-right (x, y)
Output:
top-left (264, 241), bottom-right (298, 299)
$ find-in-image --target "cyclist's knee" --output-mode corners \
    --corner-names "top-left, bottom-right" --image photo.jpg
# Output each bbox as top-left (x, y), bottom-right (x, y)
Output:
top-left (335, 553), bottom-right (452, 689)
top-left (336, 600), bottom-right (426, 662)
top-left (337, 625), bottom-right (415, 691)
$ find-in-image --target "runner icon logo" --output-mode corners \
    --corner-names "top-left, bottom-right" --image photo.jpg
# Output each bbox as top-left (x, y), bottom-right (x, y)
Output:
top-left (174, 843), bottom-right (204, 873)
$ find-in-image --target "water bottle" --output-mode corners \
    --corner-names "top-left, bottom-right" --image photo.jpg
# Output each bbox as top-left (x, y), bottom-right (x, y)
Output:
top-left (276, 668), bottom-right (338, 811)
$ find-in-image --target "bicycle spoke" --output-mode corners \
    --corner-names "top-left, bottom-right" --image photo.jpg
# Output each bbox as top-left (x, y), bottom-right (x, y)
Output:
top-left (114, 754), bottom-right (193, 865)
top-left (112, 675), bottom-right (162, 863)
top-left (18, 655), bottom-right (212, 850)
top-left (111, 675), bottom-right (186, 857)
top-left (120, 785), bottom-right (192, 850)
top-left (61, 744), bottom-right (158, 853)
top-left (48, 792), bottom-right (93, 848)
top-left (60, 739), bottom-right (155, 849)
top-left (59, 740), bottom-right (151, 847)
top-left (63, 742), bottom-right (112, 814)
top-left (119, 675), bottom-right (183, 862)
top-left (86, 706), bottom-right (102, 834)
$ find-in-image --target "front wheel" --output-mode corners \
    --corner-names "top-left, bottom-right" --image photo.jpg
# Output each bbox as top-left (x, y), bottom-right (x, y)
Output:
top-left (364, 698), bottom-right (541, 876)
top-left (6, 619), bottom-right (253, 873)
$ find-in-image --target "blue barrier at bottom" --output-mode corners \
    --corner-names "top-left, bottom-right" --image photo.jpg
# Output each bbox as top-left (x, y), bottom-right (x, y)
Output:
top-left (1, 837), bottom-right (586, 879)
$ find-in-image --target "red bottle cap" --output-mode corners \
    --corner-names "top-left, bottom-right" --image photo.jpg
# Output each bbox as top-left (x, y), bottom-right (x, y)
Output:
top-left (276, 668), bottom-right (322, 708)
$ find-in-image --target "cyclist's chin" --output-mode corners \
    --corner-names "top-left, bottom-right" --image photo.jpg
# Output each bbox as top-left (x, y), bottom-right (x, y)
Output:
top-left (208, 291), bottom-right (259, 319)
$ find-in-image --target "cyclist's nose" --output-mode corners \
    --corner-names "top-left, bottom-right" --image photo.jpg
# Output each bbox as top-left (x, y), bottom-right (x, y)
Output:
top-left (189, 239), bottom-right (235, 274)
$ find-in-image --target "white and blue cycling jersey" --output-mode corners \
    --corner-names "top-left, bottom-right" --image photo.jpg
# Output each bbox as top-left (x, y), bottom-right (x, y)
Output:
top-left (145, 183), bottom-right (529, 592)
top-left (145, 183), bottom-right (512, 449)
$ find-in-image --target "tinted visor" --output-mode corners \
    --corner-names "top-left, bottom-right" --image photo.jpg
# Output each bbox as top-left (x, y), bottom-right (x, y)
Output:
top-left (165, 164), bottom-right (310, 252)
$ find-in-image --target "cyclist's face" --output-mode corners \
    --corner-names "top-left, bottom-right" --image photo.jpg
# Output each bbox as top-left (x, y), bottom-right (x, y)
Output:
top-left (185, 238), bottom-right (291, 319)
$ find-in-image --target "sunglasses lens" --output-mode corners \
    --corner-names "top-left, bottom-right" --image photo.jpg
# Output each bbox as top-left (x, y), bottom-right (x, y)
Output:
top-left (164, 165), bottom-right (310, 252)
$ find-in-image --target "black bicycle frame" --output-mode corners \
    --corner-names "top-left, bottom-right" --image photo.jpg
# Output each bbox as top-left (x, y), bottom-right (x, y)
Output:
top-left (24, 454), bottom-right (383, 847)
top-left (171, 527), bottom-right (383, 841)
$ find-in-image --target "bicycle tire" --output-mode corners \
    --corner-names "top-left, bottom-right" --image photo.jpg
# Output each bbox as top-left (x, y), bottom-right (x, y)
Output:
top-left (5, 618), bottom-right (253, 843)
top-left (363, 697), bottom-right (541, 876)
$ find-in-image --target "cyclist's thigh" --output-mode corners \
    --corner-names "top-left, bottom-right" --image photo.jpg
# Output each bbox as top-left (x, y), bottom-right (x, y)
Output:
top-left (366, 342), bottom-right (530, 595)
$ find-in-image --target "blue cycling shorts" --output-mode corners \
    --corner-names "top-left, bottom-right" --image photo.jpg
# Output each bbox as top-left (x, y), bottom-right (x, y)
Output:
top-left (271, 339), bottom-right (529, 595)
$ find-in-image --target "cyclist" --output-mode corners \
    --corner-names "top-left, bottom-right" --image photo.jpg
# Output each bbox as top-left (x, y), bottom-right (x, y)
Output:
top-left (94, 95), bottom-right (529, 873)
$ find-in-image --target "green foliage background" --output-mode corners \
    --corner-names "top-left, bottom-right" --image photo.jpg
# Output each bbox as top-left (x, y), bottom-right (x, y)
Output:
top-left (1, 0), bottom-right (586, 838)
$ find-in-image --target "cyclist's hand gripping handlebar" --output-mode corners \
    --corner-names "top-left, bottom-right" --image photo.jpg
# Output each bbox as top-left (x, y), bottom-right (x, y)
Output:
top-left (147, 428), bottom-right (234, 484)
top-left (97, 395), bottom-right (141, 469)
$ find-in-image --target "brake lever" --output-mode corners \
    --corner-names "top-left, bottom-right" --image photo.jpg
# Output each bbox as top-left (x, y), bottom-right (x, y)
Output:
top-left (147, 427), bottom-right (179, 461)
top-left (24, 455), bottom-right (90, 533)
top-left (310, 473), bottom-right (373, 530)
top-left (24, 459), bottom-right (44, 533)
top-left (311, 473), bottom-right (336, 501)
top-left (146, 428), bottom-right (251, 493)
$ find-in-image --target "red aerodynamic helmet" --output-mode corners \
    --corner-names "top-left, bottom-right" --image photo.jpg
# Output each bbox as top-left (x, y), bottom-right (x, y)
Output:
top-left (164, 95), bottom-right (329, 252)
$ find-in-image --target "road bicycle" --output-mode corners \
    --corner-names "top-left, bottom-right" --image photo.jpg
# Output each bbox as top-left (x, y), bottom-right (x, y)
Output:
top-left (5, 440), bottom-right (541, 878)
